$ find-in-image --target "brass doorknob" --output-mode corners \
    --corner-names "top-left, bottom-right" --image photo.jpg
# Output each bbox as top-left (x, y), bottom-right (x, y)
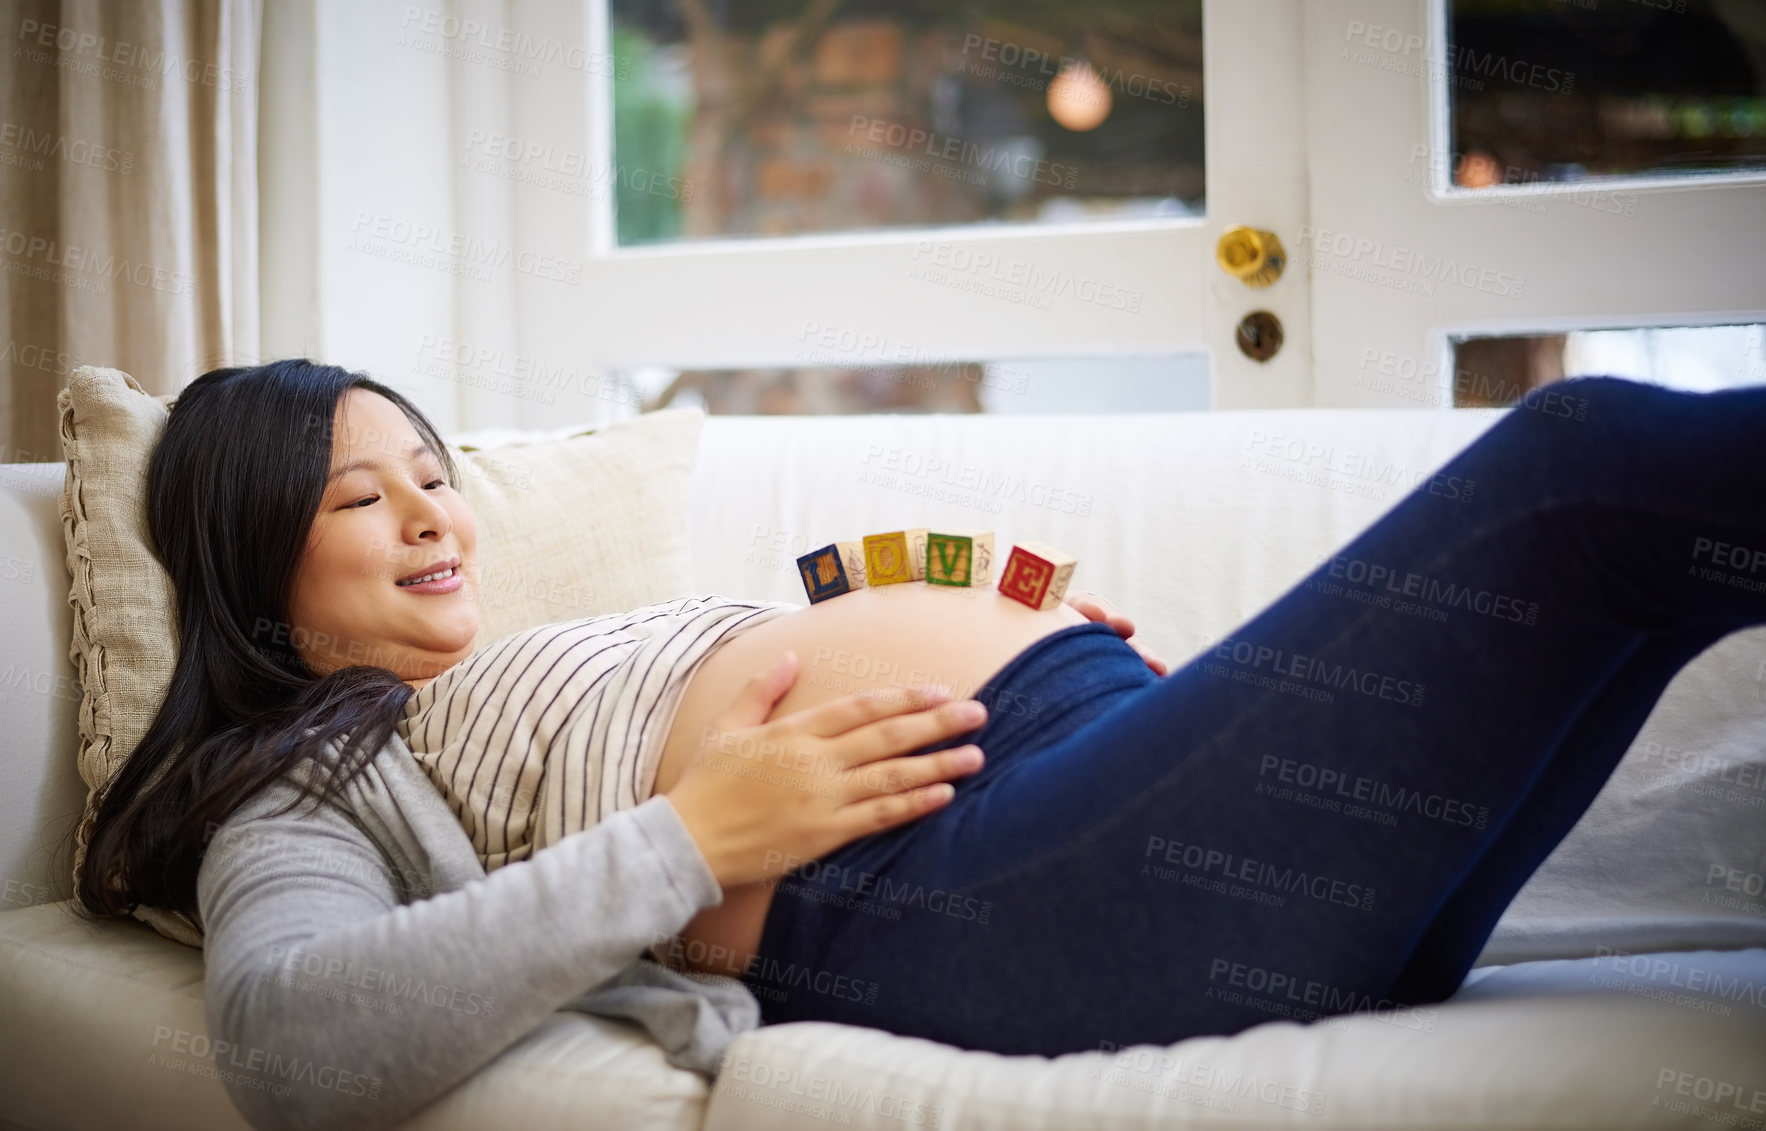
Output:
top-left (1216, 226), bottom-right (1285, 288)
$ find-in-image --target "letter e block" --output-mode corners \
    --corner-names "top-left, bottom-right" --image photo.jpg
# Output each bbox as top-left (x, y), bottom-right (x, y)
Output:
top-left (864, 531), bottom-right (916, 586)
top-left (998, 540), bottom-right (1077, 610)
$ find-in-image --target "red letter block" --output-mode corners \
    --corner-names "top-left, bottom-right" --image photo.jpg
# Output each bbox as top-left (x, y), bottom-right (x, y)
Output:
top-left (998, 541), bottom-right (1077, 611)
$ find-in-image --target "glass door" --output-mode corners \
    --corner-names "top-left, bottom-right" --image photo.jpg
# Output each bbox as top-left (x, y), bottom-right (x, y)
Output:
top-left (1305, 0), bottom-right (1766, 408)
top-left (580, 0), bottom-right (1316, 411)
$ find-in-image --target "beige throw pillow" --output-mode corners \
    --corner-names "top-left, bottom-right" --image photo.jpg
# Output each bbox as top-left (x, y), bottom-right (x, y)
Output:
top-left (56, 365), bottom-right (704, 946)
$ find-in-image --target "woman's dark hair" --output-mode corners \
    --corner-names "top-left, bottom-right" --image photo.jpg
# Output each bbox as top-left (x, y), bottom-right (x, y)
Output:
top-left (73, 359), bottom-right (461, 928)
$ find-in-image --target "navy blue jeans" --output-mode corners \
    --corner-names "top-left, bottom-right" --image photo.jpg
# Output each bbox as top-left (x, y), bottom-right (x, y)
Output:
top-left (742, 375), bottom-right (1766, 1056)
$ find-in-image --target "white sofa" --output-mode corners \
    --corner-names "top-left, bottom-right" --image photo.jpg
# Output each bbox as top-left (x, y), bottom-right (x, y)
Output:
top-left (3, 406), bottom-right (1765, 1131)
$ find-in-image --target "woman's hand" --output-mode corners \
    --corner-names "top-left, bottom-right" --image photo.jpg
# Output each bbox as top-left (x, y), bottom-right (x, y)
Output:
top-left (1065, 591), bottom-right (1170, 676)
top-left (663, 651), bottom-right (987, 889)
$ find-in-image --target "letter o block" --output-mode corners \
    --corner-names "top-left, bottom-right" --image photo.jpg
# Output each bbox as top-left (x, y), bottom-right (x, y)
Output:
top-left (864, 531), bottom-right (916, 586)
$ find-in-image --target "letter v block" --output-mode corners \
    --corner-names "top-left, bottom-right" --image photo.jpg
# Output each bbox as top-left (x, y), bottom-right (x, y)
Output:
top-left (797, 542), bottom-right (864, 603)
top-left (926, 530), bottom-right (997, 587)
top-left (998, 540), bottom-right (1077, 610)
top-left (863, 531), bottom-right (916, 586)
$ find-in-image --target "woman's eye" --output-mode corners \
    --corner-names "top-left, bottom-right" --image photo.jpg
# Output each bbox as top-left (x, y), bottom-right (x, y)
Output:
top-left (345, 495), bottom-right (378, 509)
top-left (424, 479), bottom-right (444, 489)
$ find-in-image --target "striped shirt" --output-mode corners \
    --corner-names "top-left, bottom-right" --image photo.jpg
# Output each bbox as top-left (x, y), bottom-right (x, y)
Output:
top-left (398, 595), bottom-right (798, 871)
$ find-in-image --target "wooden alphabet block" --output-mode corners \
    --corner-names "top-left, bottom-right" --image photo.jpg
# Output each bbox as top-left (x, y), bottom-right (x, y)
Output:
top-left (836, 540), bottom-right (867, 588)
top-left (925, 530), bottom-right (997, 587)
top-left (998, 540), bottom-right (1077, 611)
top-left (797, 543), bottom-right (860, 603)
top-left (863, 531), bottom-right (916, 586)
top-left (905, 527), bottom-right (928, 580)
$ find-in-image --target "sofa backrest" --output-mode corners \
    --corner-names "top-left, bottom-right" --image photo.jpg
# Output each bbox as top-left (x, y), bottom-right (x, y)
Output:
top-left (0, 462), bottom-right (87, 913)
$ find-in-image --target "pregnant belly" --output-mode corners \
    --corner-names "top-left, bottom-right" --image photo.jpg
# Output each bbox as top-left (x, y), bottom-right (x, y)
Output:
top-left (650, 582), bottom-right (1088, 978)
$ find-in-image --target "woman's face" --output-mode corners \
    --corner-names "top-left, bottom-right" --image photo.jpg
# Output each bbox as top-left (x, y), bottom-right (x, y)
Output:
top-left (286, 389), bottom-right (481, 687)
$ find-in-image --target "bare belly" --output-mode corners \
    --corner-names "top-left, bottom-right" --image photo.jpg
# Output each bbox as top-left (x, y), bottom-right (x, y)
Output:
top-left (650, 583), bottom-right (1088, 978)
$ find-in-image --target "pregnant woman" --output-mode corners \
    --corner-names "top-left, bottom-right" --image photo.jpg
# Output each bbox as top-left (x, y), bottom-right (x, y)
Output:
top-left (74, 360), bottom-right (1766, 1131)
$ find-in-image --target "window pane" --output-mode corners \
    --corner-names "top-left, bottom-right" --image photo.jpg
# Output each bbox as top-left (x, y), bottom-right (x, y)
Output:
top-left (1445, 324), bottom-right (1765, 407)
top-left (619, 355), bottom-right (1209, 414)
top-left (1447, 0), bottom-right (1766, 188)
top-left (610, 1), bottom-right (1204, 245)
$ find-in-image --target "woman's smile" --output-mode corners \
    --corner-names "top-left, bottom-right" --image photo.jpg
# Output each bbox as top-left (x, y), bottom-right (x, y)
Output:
top-left (395, 556), bottom-right (464, 594)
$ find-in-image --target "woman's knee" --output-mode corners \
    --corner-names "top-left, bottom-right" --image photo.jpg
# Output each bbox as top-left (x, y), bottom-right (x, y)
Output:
top-left (1506, 375), bottom-right (1677, 456)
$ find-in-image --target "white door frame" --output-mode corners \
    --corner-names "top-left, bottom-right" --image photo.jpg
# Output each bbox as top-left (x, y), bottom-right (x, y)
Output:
top-left (579, 0), bottom-right (1315, 410)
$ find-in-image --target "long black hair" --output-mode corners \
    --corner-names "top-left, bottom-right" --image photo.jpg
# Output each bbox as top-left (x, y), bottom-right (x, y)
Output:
top-left (73, 359), bottom-right (461, 928)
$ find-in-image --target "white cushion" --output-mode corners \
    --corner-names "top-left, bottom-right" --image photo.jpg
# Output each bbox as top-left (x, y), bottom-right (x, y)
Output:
top-left (0, 461), bottom-right (87, 914)
top-left (704, 948), bottom-right (1766, 1130)
top-left (0, 900), bottom-right (709, 1130)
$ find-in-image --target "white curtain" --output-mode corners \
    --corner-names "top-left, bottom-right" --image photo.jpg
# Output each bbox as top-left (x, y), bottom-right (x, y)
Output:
top-left (0, 0), bottom-right (261, 462)
top-left (259, 0), bottom-right (629, 437)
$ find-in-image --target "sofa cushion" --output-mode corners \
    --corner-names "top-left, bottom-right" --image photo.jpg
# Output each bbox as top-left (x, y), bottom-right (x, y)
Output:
top-left (447, 409), bottom-right (704, 648)
top-left (0, 900), bottom-right (710, 1131)
top-left (702, 948), bottom-right (1766, 1130)
top-left (53, 365), bottom-right (704, 946)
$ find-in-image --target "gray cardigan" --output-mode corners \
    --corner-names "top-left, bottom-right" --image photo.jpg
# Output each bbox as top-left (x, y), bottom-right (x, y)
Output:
top-left (195, 731), bottom-right (761, 1131)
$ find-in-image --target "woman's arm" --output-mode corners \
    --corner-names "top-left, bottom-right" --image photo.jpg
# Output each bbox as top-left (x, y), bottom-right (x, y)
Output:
top-left (197, 749), bottom-right (722, 1131)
